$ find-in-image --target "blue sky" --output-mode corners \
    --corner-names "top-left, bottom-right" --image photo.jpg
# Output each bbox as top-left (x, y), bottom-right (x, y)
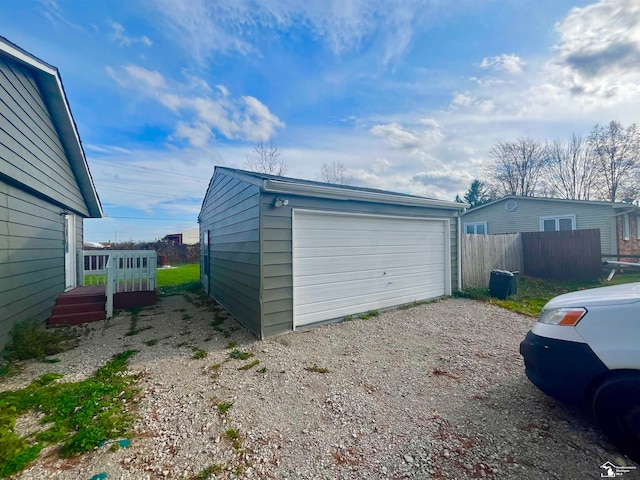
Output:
top-left (2, 0), bottom-right (639, 242)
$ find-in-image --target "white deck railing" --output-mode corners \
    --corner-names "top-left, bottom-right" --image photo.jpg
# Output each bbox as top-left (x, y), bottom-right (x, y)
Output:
top-left (82, 250), bottom-right (157, 318)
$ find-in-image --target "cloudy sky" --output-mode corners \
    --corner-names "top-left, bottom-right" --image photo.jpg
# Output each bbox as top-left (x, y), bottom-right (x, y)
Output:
top-left (2, 0), bottom-right (639, 242)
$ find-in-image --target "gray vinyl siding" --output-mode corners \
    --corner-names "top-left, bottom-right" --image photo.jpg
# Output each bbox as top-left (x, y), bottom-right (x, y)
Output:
top-left (260, 191), bottom-right (459, 337)
top-left (0, 55), bottom-right (89, 217)
top-left (462, 198), bottom-right (616, 255)
top-left (0, 178), bottom-right (66, 348)
top-left (200, 173), bottom-right (261, 337)
top-left (76, 215), bottom-right (83, 281)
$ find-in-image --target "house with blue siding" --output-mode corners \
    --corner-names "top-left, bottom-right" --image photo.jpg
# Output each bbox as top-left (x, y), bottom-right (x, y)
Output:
top-left (461, 196), bottom-right (640, 259)
top-left (199, 167), bottom-right (466, 339)
top-left (0, 37), bottom-right (102, 348)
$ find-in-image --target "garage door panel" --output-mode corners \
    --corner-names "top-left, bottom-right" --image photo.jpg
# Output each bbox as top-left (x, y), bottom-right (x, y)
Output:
top-left (296, 286), bottom-right (444, 325)
top-left (293, 211), bottom-right (448, 328)
top-left (295, 214), bottom-right (440, 233)
top-left (294, 229), bottom-right (443, 244)
top-left (295, 271), bottom-right (444, 304)
top-left (295, 243), bottom-right (443, 258)
top-left (295, 251), bottom-right (445, 275)
top-left (294, 264), bottom-right (433, 287)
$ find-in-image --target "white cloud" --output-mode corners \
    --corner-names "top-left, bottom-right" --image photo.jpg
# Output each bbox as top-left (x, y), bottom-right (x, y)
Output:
top-left (552, 0), bottom-right (640, 102)
top-left (107, 64), bottom-right (284, 144)
top-left (451, 91), bottom-right (474, 107)
top-left (442, 0), bottom-right (640, 124)
top-left (109, 21), bottom-right (153, 47)
top-left (38, 0), bottom-right (86, 31)
top-left (480, 54), bottom-right (525, 74)
top-left (369, 120), bottom-right (443, 153)
top-left (151, 0), bottom-right (435, 65)
top-left (172, 121), bottom-right (212, 147)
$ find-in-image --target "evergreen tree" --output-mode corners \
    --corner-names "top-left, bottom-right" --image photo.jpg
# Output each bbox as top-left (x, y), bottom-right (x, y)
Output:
top-left (459, 179), bottom-right (492, 208)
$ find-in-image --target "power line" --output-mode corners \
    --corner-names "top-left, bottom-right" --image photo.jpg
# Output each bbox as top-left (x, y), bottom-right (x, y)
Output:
top-left (97, 185), bottom-right (203, 199)
top-left (90, 158), bottom-right (209, 181)
top-left (103, 216), bottom-right (197, 221)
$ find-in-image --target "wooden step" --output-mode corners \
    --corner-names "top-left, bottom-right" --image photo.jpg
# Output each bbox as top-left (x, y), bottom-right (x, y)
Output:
top-left (55, 293), bottom-right (106, 306)
top-left (51, 302), bottom-right (105, 316)
top-left (48, 311), bottom-right (106, 327)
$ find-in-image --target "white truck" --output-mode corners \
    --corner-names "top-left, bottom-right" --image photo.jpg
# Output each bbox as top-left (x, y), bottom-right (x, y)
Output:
top-left (520, 282), bottom-right (640, 462)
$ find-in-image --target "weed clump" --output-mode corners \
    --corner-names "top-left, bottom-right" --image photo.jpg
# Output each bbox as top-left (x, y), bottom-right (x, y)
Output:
top-left (216, 402), bottom-right (233, 415)
top-left (305, 364), bottom-right (330, 374)
top-left (224, 428), bottom-right (242, 450)
top-left (192, 347), bottom-right (208, 359)
top-left (228, 349), bottom-right (252, 361)
top-left (4, 319), bottom-right (78, 362)
top-left (238, 360), bottom-right (260, 371)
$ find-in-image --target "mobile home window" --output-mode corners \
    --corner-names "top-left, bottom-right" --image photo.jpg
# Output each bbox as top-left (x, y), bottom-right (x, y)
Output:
top-left (464, 222), bottom-right (487, 235)
top-left (540, 215), bottom-right (576, 232)
top-left (623, 214), bottom-right (630, 240)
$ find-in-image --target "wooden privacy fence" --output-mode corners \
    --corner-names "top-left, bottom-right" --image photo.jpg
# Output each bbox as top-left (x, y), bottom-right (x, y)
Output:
top-left (521, 229), bottom-right (601, 280)
top-left (461, 233), bottom-right (523, 288)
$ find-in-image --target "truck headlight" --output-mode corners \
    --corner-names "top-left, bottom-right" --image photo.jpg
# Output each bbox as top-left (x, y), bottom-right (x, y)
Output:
top-left (538, 307), bottom-right (587, 326)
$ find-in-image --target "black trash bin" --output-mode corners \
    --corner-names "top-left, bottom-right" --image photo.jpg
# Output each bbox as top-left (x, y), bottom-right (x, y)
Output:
top-left (489, 269), bottom-right (517, 300)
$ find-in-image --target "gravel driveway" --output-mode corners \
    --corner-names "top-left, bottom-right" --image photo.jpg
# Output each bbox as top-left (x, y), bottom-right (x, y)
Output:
top-left (3, 292), bottom-right (637, 480)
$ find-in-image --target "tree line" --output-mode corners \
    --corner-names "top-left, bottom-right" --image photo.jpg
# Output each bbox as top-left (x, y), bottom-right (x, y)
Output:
top-left (459, 120), bottom-right (640, 207)
top-left (244, 142), bottom-right (352, 184)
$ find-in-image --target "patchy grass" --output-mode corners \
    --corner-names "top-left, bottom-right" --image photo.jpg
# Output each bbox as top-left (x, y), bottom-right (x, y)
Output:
top-left (157, 282), bottom-right (201, 298)
top-left (258, 366), bottom-right (268, 374)
top-left (224, 428), bottom-right (242, 451)
top-left (226, 341), bottom-right (238, 349)
top-left (208, 363), bottom-right (223, 379)
top-left (191, 347), bottom-right (208, 359)
top-left (238, 360), bottom-right (260, 371)
top-left (455, 273), bottom-right (640, 317)
top-left (124, 307), bottom-right (153, 336)
top-left (0, 350), bottom-right (139, 477)
top-left (194, 463), bottom-right (224, 479)
top-left (216, 402), bottom-right (233, 415)
top-left (305, 364), bottom-right (330, 374)
top-left (157, 264), bottom-right (199, 287)
top-left (228, 349), bottom-right (253, 361)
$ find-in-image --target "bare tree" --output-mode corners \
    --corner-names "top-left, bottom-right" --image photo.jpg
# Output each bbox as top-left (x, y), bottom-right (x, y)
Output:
top-left (244, 142), bottom-right (288, 176)
top-left (318, 161), bottom-right (351, 185)
top-left (588, 121), bottom-right (640, 202)
top-left (544, 134), bottom-right (599, 200)
top-left (486, 137), bottom-right (547, 196)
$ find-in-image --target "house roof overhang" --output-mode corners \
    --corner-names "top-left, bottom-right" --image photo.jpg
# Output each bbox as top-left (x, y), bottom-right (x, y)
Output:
top-left (463, 195), bottom-right (636, 214)
top-left (0, 37), bottom-right (103, 218)
top-left (210, 166), bottom-right (468, 212)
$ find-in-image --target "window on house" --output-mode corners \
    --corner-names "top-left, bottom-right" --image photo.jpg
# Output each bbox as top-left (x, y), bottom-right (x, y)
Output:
top-left (540, 215), bottom-right (576, 232)
top-left (464, 222), bottom-right (487, 235)
top-left (623, 214), bottom-right (630, 240)
top-left (636, 215), bottom-right (640, 240)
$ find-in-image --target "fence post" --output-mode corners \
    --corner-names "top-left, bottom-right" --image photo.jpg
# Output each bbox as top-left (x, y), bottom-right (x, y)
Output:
top-left (106, 254), bottom-right (114, 318)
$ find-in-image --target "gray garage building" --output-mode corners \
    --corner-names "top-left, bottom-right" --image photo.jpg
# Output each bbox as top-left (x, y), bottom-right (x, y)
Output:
top-left (199, 167), bottom-right (466, 338)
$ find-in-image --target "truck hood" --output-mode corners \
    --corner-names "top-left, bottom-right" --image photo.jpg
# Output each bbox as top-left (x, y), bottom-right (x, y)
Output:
top-left (543, 282), bottom-right (640, 310)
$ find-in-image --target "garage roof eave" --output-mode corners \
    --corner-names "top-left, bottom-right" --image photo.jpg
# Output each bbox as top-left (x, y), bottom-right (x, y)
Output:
top-left (263, 179), bottom-right (468, 210)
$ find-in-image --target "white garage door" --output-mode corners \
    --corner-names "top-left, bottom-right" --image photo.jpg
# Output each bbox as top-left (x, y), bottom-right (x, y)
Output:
top-left (293, 210), bottom-right (450, 328)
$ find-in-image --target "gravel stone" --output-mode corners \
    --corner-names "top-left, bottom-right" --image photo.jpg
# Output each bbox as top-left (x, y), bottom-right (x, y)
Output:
top-left (2, 295), bottom-right (637, 479)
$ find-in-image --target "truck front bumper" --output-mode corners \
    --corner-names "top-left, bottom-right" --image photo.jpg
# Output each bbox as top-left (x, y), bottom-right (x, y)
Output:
top-left (519, 330), bottom-right (609, 405)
